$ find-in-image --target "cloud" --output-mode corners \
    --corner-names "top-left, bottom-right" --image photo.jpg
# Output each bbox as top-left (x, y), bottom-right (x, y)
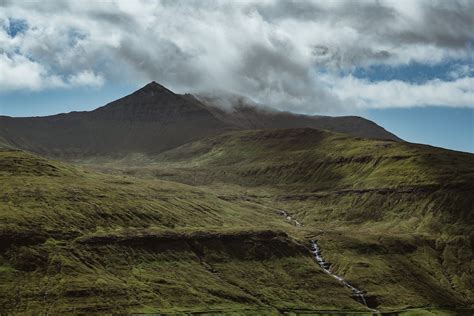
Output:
top-left (0, 0), bottom-right (473, 112)
top-left (0, 53), bottom-right (64, 90)
top-left (448, 64), bottom-right (474, 79)
top-left (68, 70), bottom-right (104, 87)
top-left (320, 74), bottom-right (474, 109)
top-left (0, 53), bottom-right (104, 91)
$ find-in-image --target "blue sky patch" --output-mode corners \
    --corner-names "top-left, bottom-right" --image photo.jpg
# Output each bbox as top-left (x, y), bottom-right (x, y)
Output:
top-left (67, 28), bottom-right (88, 47)
top-left (365, 107), bottom-right (473, 153)
top-left (352, 60), bottom-right (473, 84)
top-left (4, 18), bottom-right (28, 38)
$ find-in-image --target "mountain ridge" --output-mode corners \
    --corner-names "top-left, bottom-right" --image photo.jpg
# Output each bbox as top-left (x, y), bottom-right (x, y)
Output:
top-left (189, 92), bottom-right (402, 142)
top-left (0, 82), bottom-right (400, 158)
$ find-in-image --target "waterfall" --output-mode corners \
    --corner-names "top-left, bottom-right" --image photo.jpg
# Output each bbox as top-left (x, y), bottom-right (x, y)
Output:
top-left (310, 240), bottom-right (368, 307)
top-left (275, 210), bottom-right (372, 308)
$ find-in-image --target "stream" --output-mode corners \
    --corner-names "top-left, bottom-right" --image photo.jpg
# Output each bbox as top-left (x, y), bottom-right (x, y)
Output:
top-left (277, 209), bottom-right (371, 308)
top-left (310, 239), bottom-right (368, 307)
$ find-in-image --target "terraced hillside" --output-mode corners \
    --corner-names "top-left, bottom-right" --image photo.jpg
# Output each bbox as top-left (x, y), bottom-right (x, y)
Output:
top-left (0, 148), bottom-right (371, 314)
top-left (82, 128), bottom-right (474, 310)
top-left (1, 121), bottom-right (472, 313)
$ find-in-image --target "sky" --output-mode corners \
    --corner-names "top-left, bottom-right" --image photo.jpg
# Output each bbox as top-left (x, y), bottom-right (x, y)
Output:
top-left (0, 0), bottom-right (473, 152)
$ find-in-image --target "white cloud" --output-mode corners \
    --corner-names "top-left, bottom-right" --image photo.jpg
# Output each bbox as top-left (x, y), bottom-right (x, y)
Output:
top-left (0, 53), bottom-right (104, 91)
top-left (0, 0), bottom-right (472, 111)
top-left (320, 74), bottom-right (474, 109)
top-left (0, 53), bottom-right (65, 91)
top-left (448, 64), bottom-right (474, 79)
top-left (68, 70), bottom-right (104, 87)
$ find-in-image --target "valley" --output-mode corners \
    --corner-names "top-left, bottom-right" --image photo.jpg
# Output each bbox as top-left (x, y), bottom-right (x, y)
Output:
top-left (0, 83), bottom-right (473, 315)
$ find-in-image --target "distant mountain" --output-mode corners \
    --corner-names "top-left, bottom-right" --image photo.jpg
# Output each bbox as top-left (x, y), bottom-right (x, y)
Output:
top-left (0, 82), bottom-right (400, 158)
top-left (0, 136), bottom-right (9, 149)
top-left (190, 94), bottom-right (402, 141)
top-left (0, 82), bottom-right (229, 157)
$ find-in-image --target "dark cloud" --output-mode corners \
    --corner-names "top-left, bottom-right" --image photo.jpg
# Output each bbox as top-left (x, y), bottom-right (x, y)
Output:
top-left (116, 35), bottom-right (202, 88)
top-left (1, 0), bottom-right (473, 112)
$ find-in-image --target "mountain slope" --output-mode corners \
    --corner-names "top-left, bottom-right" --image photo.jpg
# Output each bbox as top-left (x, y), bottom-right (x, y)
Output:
top-left (99, 128), bottom-right (472, 308)
top-left (152, 128), bottom-right (472, 195)
top-left (0, 136), bottom-right (10, 149)
top-left (0, 148), bottom-right (367, 314)
top-left (0, 148), bottom-right (277, 233)
top-left (189, 94), bottom-right (401, 141)
top-left (0, 82), bottom-right (231, 158)
top-left (80, 127), bottom-right (473, 236)
top-left (1, 130), bottom-right (472, 312)
top-left (0, 82), bottom-right (399, 158)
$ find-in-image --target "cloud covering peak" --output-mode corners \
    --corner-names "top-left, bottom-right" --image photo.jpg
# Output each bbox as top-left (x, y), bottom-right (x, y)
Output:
top-left (1, 0), bottom-right (473, 113)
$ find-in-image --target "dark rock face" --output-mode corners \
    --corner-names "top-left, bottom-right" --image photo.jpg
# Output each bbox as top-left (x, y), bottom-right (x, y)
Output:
top-left (0, 82), bottom-right (400, 158)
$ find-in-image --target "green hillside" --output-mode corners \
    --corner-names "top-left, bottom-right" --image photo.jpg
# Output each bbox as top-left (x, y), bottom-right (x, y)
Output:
top-left (1, 127), bottom-right (473, 314)
top-left (78, 128), bottom-right (474, 310)
top-left (153, 128), bottom-right (472, 189)
top-left (0, 148), bottom-right (367, 314)
top-left (92, 128), bottom-right (473, 234)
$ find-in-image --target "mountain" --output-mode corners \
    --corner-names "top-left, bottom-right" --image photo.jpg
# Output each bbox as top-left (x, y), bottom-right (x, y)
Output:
top-left (0, 82), bottom-right (399, 158)
top-left (190, 93), bottom-right (402, 141)
top-left (1, 82), bottom-right (472, 314)
top-left (0, 82), bottom-right (230, 158)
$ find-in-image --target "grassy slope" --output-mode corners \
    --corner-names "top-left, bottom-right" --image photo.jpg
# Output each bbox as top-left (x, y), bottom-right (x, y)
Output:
top-left (81, 128), bottom-right (473, 309)
top-left (0, 148), bottom-right (365, 314)
top-left (0, 149), bottom-right (277, 233)
top-left (152, 128), bottom-right (472, 190)
top-left (2, 127), bottom-right (473, 313)
top-left (151, 128), bottom-right (473, 233)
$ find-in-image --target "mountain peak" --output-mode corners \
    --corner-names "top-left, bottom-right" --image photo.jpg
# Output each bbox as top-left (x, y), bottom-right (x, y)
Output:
top-left (133, 81), bottom-right (174, 96)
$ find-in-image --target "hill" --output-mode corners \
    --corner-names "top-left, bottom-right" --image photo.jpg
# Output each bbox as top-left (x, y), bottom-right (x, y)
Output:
top-left (0, 128), bottom-right (472, 313)
top-left (151, 128), bottom-right (473, 233)
top-left (84, 128), bottom-right (473, 309)
top-left (0, 82), bottom-right (399, 158)
top-left (1, 83), bottom-right (472, 313)
top-left (0, 148), bottom-right (370, 314)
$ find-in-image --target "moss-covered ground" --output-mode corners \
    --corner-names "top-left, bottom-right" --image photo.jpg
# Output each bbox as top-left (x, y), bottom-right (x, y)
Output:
top-left (1, 128), bottom-right (473, 314)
